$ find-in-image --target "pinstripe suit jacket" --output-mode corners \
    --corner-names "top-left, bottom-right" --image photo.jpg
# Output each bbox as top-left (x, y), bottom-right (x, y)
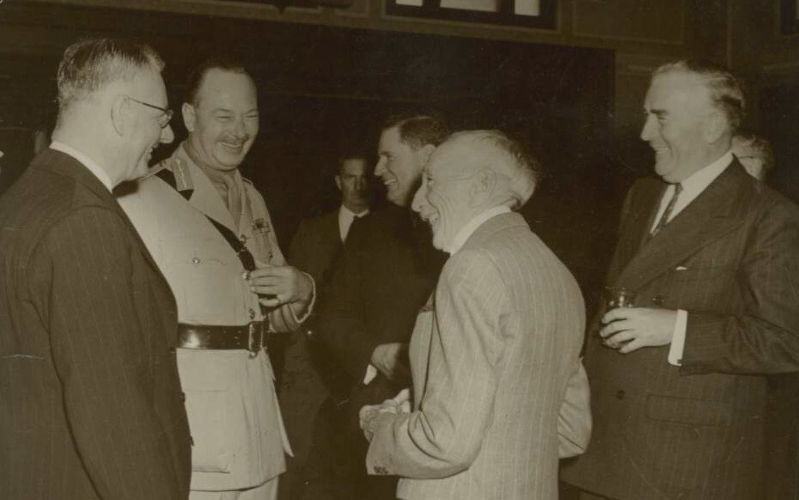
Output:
top-left (366, 212), bottom-right (586, 500)
top-left (561, 161), bottom-right (799, 499)
top-left (0, 149), bottom-right (191, 499)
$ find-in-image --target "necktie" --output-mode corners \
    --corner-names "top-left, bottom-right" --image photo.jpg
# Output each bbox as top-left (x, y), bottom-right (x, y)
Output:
top-left (651, 183), bottom-right (682, 237)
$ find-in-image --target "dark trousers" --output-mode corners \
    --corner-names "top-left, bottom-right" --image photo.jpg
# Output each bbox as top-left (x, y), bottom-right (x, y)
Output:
top-left (298, 379), bottom-right (400, 500)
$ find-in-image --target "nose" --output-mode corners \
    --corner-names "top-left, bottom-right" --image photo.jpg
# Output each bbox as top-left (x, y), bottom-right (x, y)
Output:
top-left (160, 124), bottom-right (175, 144)
top-left (640, 114), bottom-right (655, 142)
top-left (374, 158), bottom-right (386, 177)
top-left (411, 186), bottom-right (426, 215)
top-left (355, 175), bottom-right (367, 190)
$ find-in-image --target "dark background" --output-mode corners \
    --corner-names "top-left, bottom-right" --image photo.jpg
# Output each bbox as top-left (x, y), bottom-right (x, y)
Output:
top-left (1, 2), bottom-right (796, 317)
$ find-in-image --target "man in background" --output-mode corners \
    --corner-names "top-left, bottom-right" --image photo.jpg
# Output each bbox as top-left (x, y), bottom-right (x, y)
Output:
top-left (304, 114), bottom-right (448, 500)
top-left (0, 38), bottom-right (191, 500)
top-left (561, 60), bottom-right (799, 499)
top-left (119, 58), bottom-right (315, 500)
top-left (731, 132), bottom-right (774, 181)
top-left (279, 151), bottom-right (371, 499)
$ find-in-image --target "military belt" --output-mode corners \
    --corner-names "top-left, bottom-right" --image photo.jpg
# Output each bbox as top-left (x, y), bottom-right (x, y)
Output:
top-left (178, 322), bottom-right (267, 357)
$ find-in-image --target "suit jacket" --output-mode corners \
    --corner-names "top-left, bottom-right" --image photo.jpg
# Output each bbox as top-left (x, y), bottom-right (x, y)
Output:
top-left (279, 209), bottom-right (345, 466)
top-left (365, 212), bottom-right (586, 500)
top-left (318, 203), bottom-right (446, 395)
top-left (118, 143), bottom-right (293, 491)
top-left (0, 149), bottom-right (191, 500)
top-left (290, 210), bottom-right (342, 286)
top-left (561, 161), bottom-right (799, 499)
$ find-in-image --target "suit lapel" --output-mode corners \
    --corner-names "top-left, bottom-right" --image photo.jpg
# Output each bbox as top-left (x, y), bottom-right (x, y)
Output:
top-left (615, 162), bottom-right (749, 290)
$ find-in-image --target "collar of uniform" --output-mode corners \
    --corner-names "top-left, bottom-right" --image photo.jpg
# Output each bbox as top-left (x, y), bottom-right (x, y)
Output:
top-left (449, 205), bottom-right (511, 255)
top-left (50, 141), bottom-right (114, 192)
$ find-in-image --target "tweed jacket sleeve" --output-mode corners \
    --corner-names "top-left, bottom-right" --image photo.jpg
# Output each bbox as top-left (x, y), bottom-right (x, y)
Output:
top-left (366, 248), bottom-right (505, 478)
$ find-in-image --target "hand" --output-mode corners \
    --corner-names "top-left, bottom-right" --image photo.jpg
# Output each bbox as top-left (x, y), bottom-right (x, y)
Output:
top-left (370, 343), bottom-right (410, 381)
top-left (359, 403), bottom-right (382, 441)
top-left (245, 265), bottom-right (313, 308)
top-left (599, 307), bottom-right (677, 354)
top-left (359, 390), bottom-right (411, 441)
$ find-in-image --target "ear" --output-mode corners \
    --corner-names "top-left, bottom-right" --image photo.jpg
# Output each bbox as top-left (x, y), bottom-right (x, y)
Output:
top-left (415, 144), bottom-right (436, 168)
top-left (182, 102), bottom-right (197, 133)
top-left (110, 94), bottom-right (128, 137)
top-left (469, 168), bottom-right (496, 207)
top-left (702, 110), bottom-right (727, 144)
top-left (334, 175), bottom-right (342, 192)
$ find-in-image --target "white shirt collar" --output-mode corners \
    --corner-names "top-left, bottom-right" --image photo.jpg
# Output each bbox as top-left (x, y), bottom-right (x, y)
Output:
top-left (448, 205), bottom-right (511, 255)
top-left (338, 204), bottom-right (369, 242)
top-left (50, 141), bottom-right (114, 192)
top-left (652, 150), bottom-right (733, 229)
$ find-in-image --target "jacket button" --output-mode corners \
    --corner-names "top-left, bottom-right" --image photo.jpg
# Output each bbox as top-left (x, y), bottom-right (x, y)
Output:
top-left (651, 295), bottom-right (664, 306)
top-left (616, 390), bottom-right (625, 400)
top-left (249, 308), bottom-right (256, 319)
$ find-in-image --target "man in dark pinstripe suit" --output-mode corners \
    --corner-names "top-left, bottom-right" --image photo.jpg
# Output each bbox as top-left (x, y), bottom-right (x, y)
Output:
top-left (562, 60), bottom-right (799, 499)
top-left (0, 39), bottom-right (191, 499)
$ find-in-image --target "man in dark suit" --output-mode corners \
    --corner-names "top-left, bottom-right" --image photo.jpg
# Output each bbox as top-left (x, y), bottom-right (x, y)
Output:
top-left (300, 115), bottom-right (449, 500)
top-left (279, 152), bottom-right (371, 499)
top-left (561, 60), bottom-right (799, 499)
top-left (0, 38), bottom-right (191, 499)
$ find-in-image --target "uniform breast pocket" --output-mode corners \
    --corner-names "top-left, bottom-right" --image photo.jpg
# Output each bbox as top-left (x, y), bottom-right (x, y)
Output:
top-left (177, 350), bottom-right (236, 473)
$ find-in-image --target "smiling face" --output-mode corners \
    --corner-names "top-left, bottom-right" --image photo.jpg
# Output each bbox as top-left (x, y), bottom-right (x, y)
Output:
top-left (640, 71), bottom-right (718, 183)
top-left (125, 68), bottom-right (174, 181)
top-left (183, 68), bottom-right (258, 172)
top-left (411, 140), bottom-right (477, 253)
top-left (374, 126), bottom-right (425, 207)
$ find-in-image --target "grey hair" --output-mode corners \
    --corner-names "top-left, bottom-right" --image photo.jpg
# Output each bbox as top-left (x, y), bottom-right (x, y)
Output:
top-left (56, 38), bottom-right (164, 111)
top-left (446, 130), bottom-right (539, 209)
top-left (653, 60), bottom-right (745, 133)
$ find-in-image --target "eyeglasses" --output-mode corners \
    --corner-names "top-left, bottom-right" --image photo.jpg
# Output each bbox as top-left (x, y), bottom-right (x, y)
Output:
top-left (125, 95), bottom-right (173, 128)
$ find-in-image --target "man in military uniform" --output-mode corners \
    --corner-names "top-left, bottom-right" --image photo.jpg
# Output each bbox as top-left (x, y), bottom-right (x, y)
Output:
top-left (119, 58), bottom-right (314, 500)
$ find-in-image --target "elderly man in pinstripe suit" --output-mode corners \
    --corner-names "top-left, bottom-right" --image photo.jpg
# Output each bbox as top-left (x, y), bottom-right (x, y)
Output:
top-left (361, 130), bottom-right (589, 500)
top-left (0, 38), bottom-right (191, 499)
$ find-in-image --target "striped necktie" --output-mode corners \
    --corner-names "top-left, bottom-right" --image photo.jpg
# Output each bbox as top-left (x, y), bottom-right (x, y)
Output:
top-left (651, 183), bottom-right (683, 237)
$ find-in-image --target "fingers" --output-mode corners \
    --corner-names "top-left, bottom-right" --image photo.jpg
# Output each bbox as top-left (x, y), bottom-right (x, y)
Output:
top-left (619, 338), bottom-right (645, 354)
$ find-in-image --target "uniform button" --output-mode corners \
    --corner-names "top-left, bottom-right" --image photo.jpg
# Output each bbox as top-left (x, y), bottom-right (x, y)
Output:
top-left (248, 308), bottom-right (256, 319)
top-left (616, 390), bottom-right (625, 400)
top-left (192, 257), bottom-right (200, 264)
top-left (652, 295), bottom-right (664, 306)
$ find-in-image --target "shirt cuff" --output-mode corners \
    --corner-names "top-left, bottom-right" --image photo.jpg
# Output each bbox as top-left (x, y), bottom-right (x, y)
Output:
top-left (363, 364), bottom-right (378, 385)
top-left (288, 272), bottom-right (316, 325)
top-left (667, 309), bottom-right (688, 366)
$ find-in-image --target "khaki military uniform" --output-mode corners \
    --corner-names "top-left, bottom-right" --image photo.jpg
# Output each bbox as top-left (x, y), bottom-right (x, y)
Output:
top-left (119, 143), bottom-right (300, 494)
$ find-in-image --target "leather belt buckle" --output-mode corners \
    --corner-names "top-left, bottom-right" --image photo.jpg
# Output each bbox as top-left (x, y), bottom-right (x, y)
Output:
top-left (248, 321), bottom-right (264, 358)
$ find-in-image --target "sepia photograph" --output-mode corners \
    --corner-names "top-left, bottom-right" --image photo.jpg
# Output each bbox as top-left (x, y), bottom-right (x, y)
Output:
top-left (0, 1), bottom-right (797, 499)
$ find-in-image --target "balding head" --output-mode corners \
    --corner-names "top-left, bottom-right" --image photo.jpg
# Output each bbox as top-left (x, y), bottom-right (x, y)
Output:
top-left (411, 129), bottom-right (538, 252)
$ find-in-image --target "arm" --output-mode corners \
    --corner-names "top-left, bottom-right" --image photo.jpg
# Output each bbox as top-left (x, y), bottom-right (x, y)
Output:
top-left (680, 202), bottom-right (799, 375)
top-left (557, 361), bottom-right (591, 458)
top-left (38, 208), bottom-right (184, 500)
top-left (366, 250), bottom-right (504, 478)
